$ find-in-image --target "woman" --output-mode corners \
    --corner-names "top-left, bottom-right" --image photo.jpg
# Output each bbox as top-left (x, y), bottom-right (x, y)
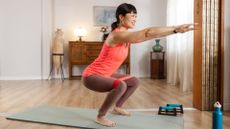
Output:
top-left (82, 3), bottom-right (195, 127)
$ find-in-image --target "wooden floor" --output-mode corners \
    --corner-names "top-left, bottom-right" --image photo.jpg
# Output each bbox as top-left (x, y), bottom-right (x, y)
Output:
top-left (0, 79), bottom-right (229, 129)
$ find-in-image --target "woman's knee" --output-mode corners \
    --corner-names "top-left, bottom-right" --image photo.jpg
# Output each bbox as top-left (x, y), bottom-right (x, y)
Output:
top-left (115, 81), bottom-right (127, 93)
top-left (128, 77), bottom-right (139, 87)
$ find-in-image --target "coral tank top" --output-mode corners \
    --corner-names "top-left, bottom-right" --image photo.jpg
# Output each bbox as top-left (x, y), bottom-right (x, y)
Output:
top-left (82, 29), bottom-right (129, 77)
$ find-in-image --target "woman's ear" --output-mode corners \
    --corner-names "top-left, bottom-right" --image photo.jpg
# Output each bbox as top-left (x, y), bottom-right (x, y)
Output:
top-left (119, 15), bottom-right (124, 22)
top-left (119, 15), bottom-right (124, 25)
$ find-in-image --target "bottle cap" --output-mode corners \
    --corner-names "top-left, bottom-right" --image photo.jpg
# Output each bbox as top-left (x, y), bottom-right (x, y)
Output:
top-left (214, 101), bottom-right (222, 108)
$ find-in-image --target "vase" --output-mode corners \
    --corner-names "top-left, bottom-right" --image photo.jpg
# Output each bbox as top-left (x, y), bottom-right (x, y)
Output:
top-left (152, 39), bottom-right (163, 52)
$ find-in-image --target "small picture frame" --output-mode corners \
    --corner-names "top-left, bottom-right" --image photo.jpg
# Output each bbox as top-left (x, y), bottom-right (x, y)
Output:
top-left (93, 6), bottom-right (116, 26)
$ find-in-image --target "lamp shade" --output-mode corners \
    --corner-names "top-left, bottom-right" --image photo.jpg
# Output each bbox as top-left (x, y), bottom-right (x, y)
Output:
top-left (74, 28), bottom-right (87, 37)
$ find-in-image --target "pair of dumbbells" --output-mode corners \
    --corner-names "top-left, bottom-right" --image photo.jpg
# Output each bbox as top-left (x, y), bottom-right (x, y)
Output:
top-left (158, 104), bottom-right (184, 116)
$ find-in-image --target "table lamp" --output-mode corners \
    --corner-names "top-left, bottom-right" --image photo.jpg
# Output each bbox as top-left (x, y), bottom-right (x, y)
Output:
top-left (74, 27), bottom-right (87, 42)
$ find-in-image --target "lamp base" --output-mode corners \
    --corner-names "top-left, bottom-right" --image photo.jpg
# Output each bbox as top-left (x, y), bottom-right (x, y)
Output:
top-left (78, 36), bottom-right (82, 42)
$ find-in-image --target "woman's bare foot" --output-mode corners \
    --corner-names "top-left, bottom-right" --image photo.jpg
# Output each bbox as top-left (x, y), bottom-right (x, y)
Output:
top-left (112, 107), bottom-right (131, 116)
top-left (96, 116), bottom-right (116, 127)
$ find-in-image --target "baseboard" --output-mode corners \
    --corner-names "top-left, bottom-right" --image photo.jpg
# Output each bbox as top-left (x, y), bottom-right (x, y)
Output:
top-left (0, 76), bottom-right (42, 80)
top-left (0, 74), bottom-right (69, 80)
top-left (224, 102), bottom-right (230, 111)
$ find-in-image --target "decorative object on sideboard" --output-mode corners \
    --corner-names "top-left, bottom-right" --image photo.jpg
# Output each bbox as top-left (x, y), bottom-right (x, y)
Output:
top-left (100, 26), bottom-right (109, 42)
top-left (152, 39), bottom-right (163, 52)
top-left (74, 27), bottom-right (87, 41)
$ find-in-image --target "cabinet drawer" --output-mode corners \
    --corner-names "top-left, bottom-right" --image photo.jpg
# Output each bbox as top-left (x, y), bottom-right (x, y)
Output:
top-left (87, 44), bottom-right (102, 50)
top-left (87, 56), bottom-right (98, 63)
top-left (87, 51), bottom-right (101, 56)
top-left (70, 44), bottom-right (86, 64)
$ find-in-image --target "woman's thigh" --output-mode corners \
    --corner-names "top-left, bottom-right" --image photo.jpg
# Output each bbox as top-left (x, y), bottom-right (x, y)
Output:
top-left (82, 75), bottom-right (116, 92)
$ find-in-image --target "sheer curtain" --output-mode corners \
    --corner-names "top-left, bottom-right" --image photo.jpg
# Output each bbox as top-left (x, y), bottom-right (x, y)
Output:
top-left (166, 0), bottom-right (194, 92)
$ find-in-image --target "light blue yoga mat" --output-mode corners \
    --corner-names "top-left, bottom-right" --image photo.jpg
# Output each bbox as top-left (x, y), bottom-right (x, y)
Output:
top-left (6, 105), bottom-right (184, 129)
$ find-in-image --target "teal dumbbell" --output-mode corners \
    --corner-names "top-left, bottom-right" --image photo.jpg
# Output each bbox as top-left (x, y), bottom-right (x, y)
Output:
top-left (158, 106), bottom-right (177, 116)
top-left (166, 104), bottom-right (184, 114)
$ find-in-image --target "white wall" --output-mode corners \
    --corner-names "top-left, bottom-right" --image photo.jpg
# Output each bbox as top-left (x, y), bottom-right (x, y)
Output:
top-left (224, 0), bottom-right (230, 111)
top-left (52, 0), bottom-right (167, 77)
top-left (41, 0), bottom-right (53, 79)
top-left (0, 0), bottom-right (42, 80)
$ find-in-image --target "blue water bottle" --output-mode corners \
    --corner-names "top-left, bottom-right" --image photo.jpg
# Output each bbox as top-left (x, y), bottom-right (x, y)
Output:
top-left (212, 101), bottom-right (223, 129)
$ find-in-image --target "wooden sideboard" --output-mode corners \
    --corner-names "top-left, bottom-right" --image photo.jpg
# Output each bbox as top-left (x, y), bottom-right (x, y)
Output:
top-left (69, 41), bottom-right (130, 79)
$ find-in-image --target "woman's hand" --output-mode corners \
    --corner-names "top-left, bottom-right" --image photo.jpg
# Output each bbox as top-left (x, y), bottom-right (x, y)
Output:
top-left (174, 23), bottom-right (198, 33)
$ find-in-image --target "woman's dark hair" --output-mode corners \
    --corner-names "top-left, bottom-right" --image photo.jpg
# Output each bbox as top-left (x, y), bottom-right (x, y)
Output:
top-left (111, 3), bottom-right (137, 31)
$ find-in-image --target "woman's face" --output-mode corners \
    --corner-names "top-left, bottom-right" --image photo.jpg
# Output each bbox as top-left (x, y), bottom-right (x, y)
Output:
top-left (120, 12), bottom-right (137, 29)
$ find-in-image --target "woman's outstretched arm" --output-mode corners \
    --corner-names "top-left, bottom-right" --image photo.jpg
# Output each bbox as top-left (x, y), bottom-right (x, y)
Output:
top-left (106, 24), bottom-right (196, 45)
